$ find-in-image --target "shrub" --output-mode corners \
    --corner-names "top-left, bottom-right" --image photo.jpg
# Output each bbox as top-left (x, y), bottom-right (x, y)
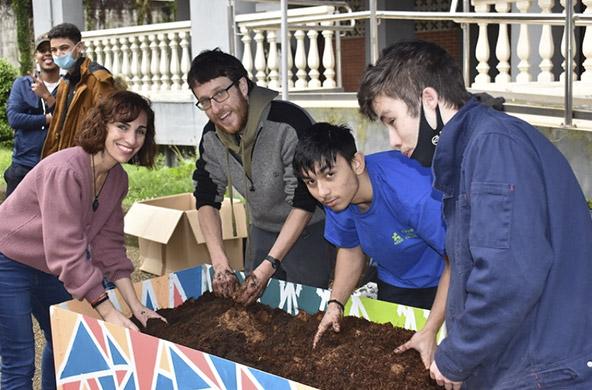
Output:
top-left (0, 59), bottom-right (18, 147)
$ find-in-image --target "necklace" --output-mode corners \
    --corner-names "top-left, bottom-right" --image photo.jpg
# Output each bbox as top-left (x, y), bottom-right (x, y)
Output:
top-left (91, 155), bottom-right (109, 212)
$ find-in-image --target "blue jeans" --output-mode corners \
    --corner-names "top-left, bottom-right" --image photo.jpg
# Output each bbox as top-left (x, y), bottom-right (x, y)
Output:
top-left (0, 252), bottom-right (72, 390)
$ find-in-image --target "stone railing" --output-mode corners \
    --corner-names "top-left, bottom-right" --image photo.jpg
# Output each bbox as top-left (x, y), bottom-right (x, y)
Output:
top-left (79, 2), bottom-right (592, 101)
top-left (81, 21), bottom-right (192, 99)
top-left (470, 0), bottom-right (592, 93)
top-left (235, 5), bottom-right (354, 91)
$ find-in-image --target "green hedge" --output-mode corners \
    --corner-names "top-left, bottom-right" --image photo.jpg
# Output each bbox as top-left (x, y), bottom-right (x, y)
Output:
top-left (0, 59), bottom-right (18, 147)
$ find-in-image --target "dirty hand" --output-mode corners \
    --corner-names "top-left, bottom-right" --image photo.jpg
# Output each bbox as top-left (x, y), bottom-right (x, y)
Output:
top-left (212, 265), bottom-right (240, 298)
top-left (234, 262), bottom-right (274, 306)
top-left (312, 302), bottom-right (343, 349)
top-left (394, 328), bottom-right (437, 369)
top-left (232, 271), bottom-right (263, 306)
top-left (132, 305), bottom-right (167, 328)
top-left (430, 360), bottom-right (463, 390)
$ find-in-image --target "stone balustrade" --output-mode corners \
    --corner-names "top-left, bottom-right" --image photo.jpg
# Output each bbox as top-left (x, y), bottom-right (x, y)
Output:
top-left (471, 0), bottom-right (592, 97)
top-left (82, 21), bottom-right (192, 98)
top-left (235, 5), bottom-right (352, 91)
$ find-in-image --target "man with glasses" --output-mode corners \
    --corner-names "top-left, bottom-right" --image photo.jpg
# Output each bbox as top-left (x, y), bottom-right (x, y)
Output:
top-left (41, 23), bottom-right (116, 158)
top-left (187, 49), bottom-right (334, 304)
top-left (4, 33), bottom-right (60, 198)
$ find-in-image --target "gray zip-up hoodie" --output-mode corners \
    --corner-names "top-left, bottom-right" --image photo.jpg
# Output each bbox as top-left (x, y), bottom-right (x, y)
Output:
top-left (193, 86), bottom-right (324, 232)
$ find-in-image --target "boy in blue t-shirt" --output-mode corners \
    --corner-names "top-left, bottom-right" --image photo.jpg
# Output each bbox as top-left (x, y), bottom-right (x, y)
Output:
top-left (293, 122), bottom-right (449, 368)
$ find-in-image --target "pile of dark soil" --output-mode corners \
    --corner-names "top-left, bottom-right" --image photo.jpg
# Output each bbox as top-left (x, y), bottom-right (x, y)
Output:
top-left (139, 292), bottom-right (439, 389)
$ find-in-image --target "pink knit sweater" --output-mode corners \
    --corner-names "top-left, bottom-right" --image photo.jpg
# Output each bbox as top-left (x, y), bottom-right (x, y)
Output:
top-left (0, 146), bottom-right (133, 303)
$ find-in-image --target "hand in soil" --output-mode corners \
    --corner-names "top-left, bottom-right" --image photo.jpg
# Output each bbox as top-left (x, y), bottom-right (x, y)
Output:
top-left (313, 302), bottom-right (343, 349)
top-left (430, 360), bottom-right (463, 389)
top-left (100, 304), bottom-right (140, 332)
top-left (233, 273), bottom-right (265, 306)
top-left (132, 305), bottom-right (168, 327)
top-left (394, 328), bottom-right (437, 369)
top-left (212, 267), bottom-right (240, 298)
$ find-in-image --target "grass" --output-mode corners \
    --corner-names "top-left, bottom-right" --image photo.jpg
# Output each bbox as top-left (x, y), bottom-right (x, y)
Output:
top-left (0, 147), bottom-right (10, 188)
top-left (0, 147), bottom-right (195, 209)
top-left (123, 155), bottom-right (195, 210)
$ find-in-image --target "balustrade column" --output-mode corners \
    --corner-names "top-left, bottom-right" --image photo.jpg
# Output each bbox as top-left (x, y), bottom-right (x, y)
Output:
top-left (286, 31), bottom-right (294, 88)
top-left (129, 36), bottom-right (141, 90)
top-left (94, 39), bottom-right (104, 66)
top-left (582, 0), bottom-right (592, 81)
top-left (169, 32), bottom-right (182, 90)
top-left (307, 24), bottom-right (321, 88)
top-left (516, 0), bottom-right (532, 82)
top-left (140, 34), bottom-right (151, 93)
top-left (158, 33), bottom-right (171, 91)
top-left (86, 40), bottom-right (95, 62)
top-left (102, 38), bottom-right (113, 72)
top-left (494, 1), bottom-right (511, 84)
top-left (180, 31), bottom-right (191, 89)
top-left (150, 34), bottom-right (161, 92)
top-left (254, 30), bottom-right (268, 86)
top-left (560, 0), bottom-right (576, 82)
top-left (119, 37), bottom-right (130, 87)
top-left (294, 29), bottom-right (308, 88)
top-left (267, 30), bottom-right (280, 89)
top-left (240, 27), bottom-right (254, 80)
top-left (537, 0), bottom-right (555, 82)
top-left (110, 38), bottom-right (121, 77)
top-left (473, 2), bottom-right (491, 85)
top-left (321, 21), bottom-right (336, 88)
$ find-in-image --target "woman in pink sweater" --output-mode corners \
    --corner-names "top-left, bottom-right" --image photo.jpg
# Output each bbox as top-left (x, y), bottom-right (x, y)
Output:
top-left (0, 90), bottom-right (164, 390)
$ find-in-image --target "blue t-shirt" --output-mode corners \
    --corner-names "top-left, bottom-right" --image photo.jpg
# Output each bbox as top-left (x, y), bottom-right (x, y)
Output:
top-left (324, 151), bottom-right (446, 288)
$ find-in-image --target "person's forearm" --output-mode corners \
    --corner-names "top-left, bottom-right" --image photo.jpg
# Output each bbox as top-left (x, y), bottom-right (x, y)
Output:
top-left (198, 205), bottom-right (230, 268)
top-left (114, 278), bottom-right (143, 312)
top-left (423, 257), bottom-right (450, 334)
top-left (267, 208), bottom-right (312, 260)
top-left (330, 247), bottom-right (366, 305)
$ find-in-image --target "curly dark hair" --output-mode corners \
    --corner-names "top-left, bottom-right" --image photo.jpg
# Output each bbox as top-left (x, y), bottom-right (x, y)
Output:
top-left (76, 90), bottom-right (157, 167)
top-left (47, 23), bottom-right (82, 44)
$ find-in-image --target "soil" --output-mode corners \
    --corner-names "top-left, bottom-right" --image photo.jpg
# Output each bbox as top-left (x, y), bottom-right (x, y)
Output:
top-left (138, 292), bottom-right (439, 389)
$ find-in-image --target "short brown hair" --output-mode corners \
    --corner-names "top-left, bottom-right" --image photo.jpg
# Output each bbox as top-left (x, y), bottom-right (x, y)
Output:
top-left (76, 90), bottom-right (157, 167)
top-left (358, 40), bottom-right (470, 120)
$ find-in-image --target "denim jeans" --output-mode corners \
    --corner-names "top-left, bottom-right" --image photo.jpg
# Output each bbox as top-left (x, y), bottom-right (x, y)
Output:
top-left (2, 163), bottom-right (32, 198)
top-left (0, 252), bottom-right (72, 390)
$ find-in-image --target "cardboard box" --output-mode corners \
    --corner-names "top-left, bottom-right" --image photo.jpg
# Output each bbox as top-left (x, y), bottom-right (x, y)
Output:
top-left (124, 193), bottom-right (248, 275)
top-left (51, 265), bottom-right (442, 390)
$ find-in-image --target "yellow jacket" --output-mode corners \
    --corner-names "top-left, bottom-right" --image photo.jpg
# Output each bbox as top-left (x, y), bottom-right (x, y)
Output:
top-left (41, 57), bottom-right (116, 158)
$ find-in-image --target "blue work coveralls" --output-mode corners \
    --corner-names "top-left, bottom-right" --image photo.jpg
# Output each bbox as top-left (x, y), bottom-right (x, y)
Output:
top-left (433, 99), bottom-right (592, 389)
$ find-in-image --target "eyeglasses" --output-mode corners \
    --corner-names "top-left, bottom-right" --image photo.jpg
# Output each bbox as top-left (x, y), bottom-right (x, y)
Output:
top-left (195, 79), bottom-right (238, 111)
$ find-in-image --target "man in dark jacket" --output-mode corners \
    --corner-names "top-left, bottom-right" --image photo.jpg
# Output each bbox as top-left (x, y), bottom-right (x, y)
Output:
top-left (187, 49), bottom-right (334, 305)
top-left (4, 34), bottom-right (60, 197)
top-left (357, 40), bottom-right (592, 389)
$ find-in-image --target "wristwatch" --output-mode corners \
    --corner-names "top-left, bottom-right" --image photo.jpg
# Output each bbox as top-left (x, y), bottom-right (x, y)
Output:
top-left (264, 255), bottom-right (281, 270)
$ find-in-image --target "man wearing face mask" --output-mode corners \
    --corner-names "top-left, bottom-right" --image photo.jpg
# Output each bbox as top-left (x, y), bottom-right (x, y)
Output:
top-left (41, 22), bottom-right (116, 158)
top-left (4, 33), bottom-right (60, 198)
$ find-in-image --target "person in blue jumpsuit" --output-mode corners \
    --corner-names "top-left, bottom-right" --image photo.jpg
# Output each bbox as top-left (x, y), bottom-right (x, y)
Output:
top-left (357, 40), bottom-right (592, 389)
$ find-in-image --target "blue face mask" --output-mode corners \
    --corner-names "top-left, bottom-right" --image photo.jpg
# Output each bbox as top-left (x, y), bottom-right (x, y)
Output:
top-left (52, 45), bottom-right (78, 70)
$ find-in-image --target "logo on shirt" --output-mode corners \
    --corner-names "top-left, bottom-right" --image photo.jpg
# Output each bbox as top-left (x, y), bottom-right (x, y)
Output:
top-left (392, 228), bottom-right (417, 245)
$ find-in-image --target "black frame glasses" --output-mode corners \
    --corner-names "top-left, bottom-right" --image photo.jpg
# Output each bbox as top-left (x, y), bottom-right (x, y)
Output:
top-left (195, 79), bottom-right (238, 111)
